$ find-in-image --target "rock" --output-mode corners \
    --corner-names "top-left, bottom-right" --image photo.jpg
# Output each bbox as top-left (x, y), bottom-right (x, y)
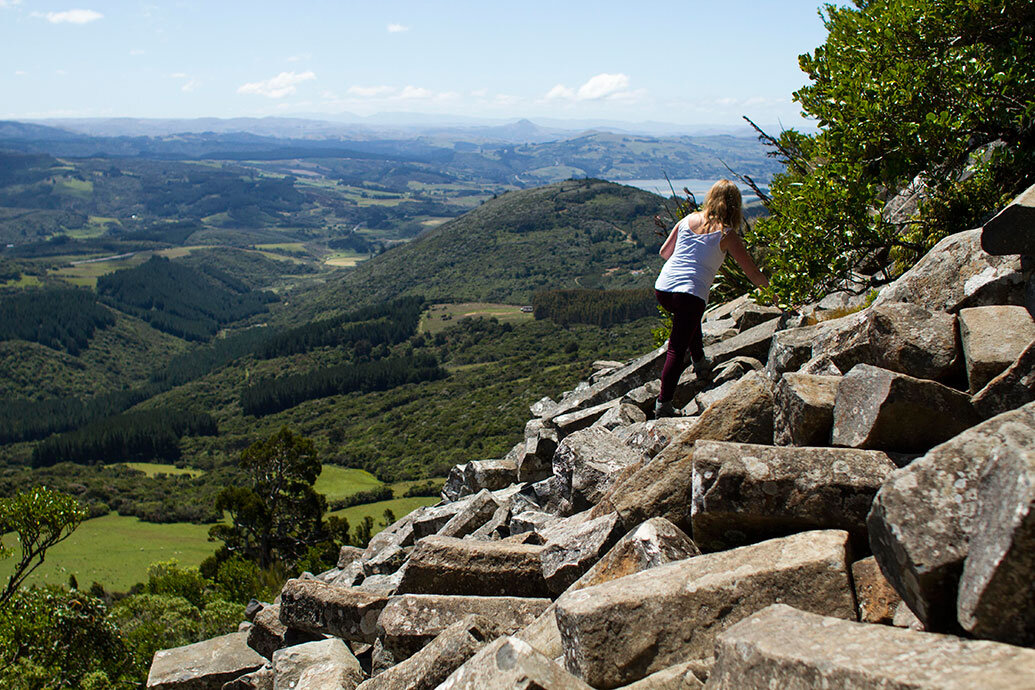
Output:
top-left (363, 514), bottom-right (416, 563)
top-left (436, 490), bottom-right (499, 539)
top-left (691, 441), bottom-right (896, 552)
top-left (981, 181), bottom-right (1035, 256)
top-left (620, 380), bottom-right (663, 415)
top-left (441, 464), bottom-right (470, 502)
top-left (222, 665), bottom-right (273, 690)
top-left (551, 427), bottom-right (646, 511)
top-left (278, 579), bottom-right (389, 644)
top-left (463, 458), bottom-right (517, 493)
top-left (956, 420), bottom-right (1035, 645)
top-left (867, 401), bottom-right (1035, 631)
top-left (271, 638), bottom-right (362, 690)
top-left (362, 544), bottom-right (411, 578)
top-left (892, 601), bottom-right (924, 630)
top-left (702, 316), bottom-right (782, 367)
top-left (356, 572), bottom-right (403, 597)
top-left (730, 302), bottom-right (783, 331)
top-left (337, 546), bottom-right (365, 570)
top-left (395, 536), bottom-right (552, 598)
top-left (147, 632), bottom-right (265, 690)
top-left (703, 294), bottom-right (752, 322)
top-left (972, 339), bottom-right (1035, 418)
top-left (247, 604), bottom-right (322, 660)
top-left (773, 373), bottom-right (840, 446)
top-left (555, 530), bottom-right (855, 688)
top-left (679, 371), bottom-right (775, 446)
top-left (411, 501), bottom-right (467, 541)
top-left (546, 346), bottom-right (667, 421)
top-left (690, 379), bottom-right (740, 414)
top-left (552, 398), bottom-right (623, 437)
top-left (540, 512), bottom-right (624, 594)
top-left (832, 364), bottom-right (980, 452)
top-left (958, 305), bottom-right (1035, 392)
top-left (519, 427), bottom-right (559, 483)
top-left (466, 503), bottom-right (509, 541)
top-left (712, 356), bottom-right (764, 383)
top-left (701, 318), bottom-right (738, 346)
top-left (873, 228), bottom-right (1024, 312)
top-left (370, 638), bottom-right (394, 677)
top-left (376, 594), bottom-right (550, 659)
top-left (437, 636), bottom-right (593, 690)
top-left (244, 600), bottom-right (264, 623)
top-left (509, 510), bottom-right (559, 538)
top-left (594, 402), bottom-right (648, 431)
top-left (707, 604), bottom-right (1035, 690)
top-left (356, 615), bottom-right (496, 690)
top-left (612, 418), bottom-right (696, 459)
top-left (618, 661), bottom-right (706, 689)
top-left (531, 396), bottom-right (558, 418)
top-left (851, 556), bottom-right (902, 625)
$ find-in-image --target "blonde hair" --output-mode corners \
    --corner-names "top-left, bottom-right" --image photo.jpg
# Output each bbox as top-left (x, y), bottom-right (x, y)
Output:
top-left (701, 179), bottom-right (743, 233)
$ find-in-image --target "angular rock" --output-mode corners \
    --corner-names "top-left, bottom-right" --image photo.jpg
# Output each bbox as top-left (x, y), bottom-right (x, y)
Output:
top-left (593, 402), bottom-right (647, 431)
top-left (356, 615), bottom-right (496, 690)
top-left (363, 514), bottom-right (416, 561)
top-left (679, 371), bottom-right (775, 446)
top-left (773, 372), bottom-right (840, 446)
top-left (958, 305), bottom-right (1035, 392)
top-left (832, 364), bottom-right (980, 452)
top-left (463, 458), bottom-right (517, 493)
top-left (509, 510), bottom-right (559, 538)
top-left (556, 530), bottom-right (854, 688)
top-left (466, 503), bottom-right (509, 541)
top-left (370, 638), bottom-right (394, 677)
top-left (701, 318), bottom-right (738, 346)
top-left (981, 181), bottom-right (1035, 256)
top-left (147, 632), bottom-right (265, 690)
top-left (730, 301), bottom-right (783, 331)
top-left (441, 463), bottom-right (470, 502)
top-left (892, 601), bottom-right (924, 631)
top-left (247, 604), bottom-right (322, 660)
top-left (690, 379), bottom-right (739, 415)
top-left (519, 427), bottom-right (559, 484)
top-left (437, 636), bottom-right (592, 690)
top-left (704, 316), bottom-right (782, 366)
top-left (873, 228), bottom-right (1024, 312)
top-left (278, 579), bottom-right (389, 644)
top-left (377, 594), bottom-right (549, 659)
top-left (867, 401), bottom-right (1035, 631)
top-left (337, 546), bottom-right (365, 570)
top-left (552, 398), bottom-right (622, 437)
top-left (707, 604), bottom-right (1035, 690)
top-left (395, 536), bottom-right (551, 598)
top-left (612, 418), bottom-right (696, 459)
top-left (271, 638), bottom-right (362, 690)
top-left (436, 490), bottom-right (499, 539)
top-left (852, 556), bottom-right (902, 625)
top-left (540, 512), bottom-right (624, 594)
top-left (551, 426), bottom-right (646, 511)
top-left (619, 661), bottom-right (705, 689)
top-left (531, 396), bottom-right (558, 418)
top-left (956, 420), bottom-right (1035, 645)
top-left (703, 294), bottom-right (752, 322)
top-left (222, 665), bottom-right (273, 690)
top-left (362, 544), bottom-right (411, 578)
top-left (691, 441), bottom-right (896, 552)
top-left (972, 339), bottom-right (1035, 418)
top-left (411, 502), bottom-right (467, 541)
top-left (356, 572), bottom-right (403, 597)
top-left (620, 379), bottom-right (663, 415)
top-left (547, 346), bottom-right (667, 420)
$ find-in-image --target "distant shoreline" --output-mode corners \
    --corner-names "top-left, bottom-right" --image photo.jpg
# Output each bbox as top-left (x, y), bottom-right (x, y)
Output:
top-left (614, 177), bottom-right (770, 199)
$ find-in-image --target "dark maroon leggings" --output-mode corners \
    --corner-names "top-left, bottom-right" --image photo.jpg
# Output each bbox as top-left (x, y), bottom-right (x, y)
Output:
top-left (655, 289), bottom-right (707, 402)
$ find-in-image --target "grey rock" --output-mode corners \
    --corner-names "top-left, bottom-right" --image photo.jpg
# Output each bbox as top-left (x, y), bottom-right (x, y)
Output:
top-left (680, 371), bottom-right (775, 446)
top-left (531, 396), bottom-right (558, 418)
top-left (337, 545), bottom-right (365, 570)
top-left (437, 636), bottom-right (593, 690)
top-left (706, 604), bottom-right (1035, 690)
top-left (852, 556), bottom-right (902, 625)
top-left (730, 302), bottom-right (783, 331)
top-left (377, 594), bottom-right (549, 659)
top-left (958, 305), bottom-right (1035, 392)
top-left (370, 638), bottom-right (394, 677)
top-left (356, 572), bottom-right (403, 597)
top-left (271, 638), bottom-right (362, 690)
top-left (552, 398), bottom-right (622, 437)
top-left (463, 458), bottom-right (517, 493)
top-left (555, 530), bottom-right (855, 689)
top-left (540, 512), bottom-right (624, 594)
top-left (465, 503), bottom-right (509, 542)
top-left (222, 665), bottom-right (273, 690)
top-left (593, 402), bottom-right (647, 431)
top-left (691, 378), bottom-right (740, 413)
top-left (956, 418), bottom-right (1035, 644)
top-left (356, 615), bottom-right (496, 690)
top-left (441, 463), bottom-right (470, 502)
top-left (799, 354), bottom-right (842, 376)
top-left (981, 181), bottom-right (1035, 256)
top-left (620, 380), bottom-right (663, 415)
top-left (703, 316), bottom-right (782, 366)
top-left (551, 427), bottom-right (646, 511)
top-left (395, 536), bottom-right (551, 598)
top-left (619, 661), bottom-right (706, 689)
top-left (278, 579), bottom-right (389, 644)
top-left (972, 338), bottom-right (1035, 418)
top-left (832, 364), bottom-right (980, 452)
top-left (873, 228), bottom-right (1024, 312)
top-left (867, 401), bottom-right (1035, 631)
top-left (411, 502), bottom-right (467, 541)
top-left (612, 418), bottom-right (697, 459)
top-left (147, 632), bottom-right (265, 690)
top-left (526, 476), bottom-right (574, 517)
top-left (703, 294), bottom-right (752, 323)
top-left (363, 513), bottom-right (416, 563)
top-left (247, 604), bottom-right (322, 660)
top-left (519, 427), bottom-right (559, 484)
top-left (509, 510), bottom-right (560, 538)
top-left (773, 373), bottom-right (840, 446)
top-left (701, 318), bottom-right (738, 346)
top-left (244, 600), bottom-right (264, 622)
top-left (546, 346), bottom-right (667, 420)
top-left (691, 441), bottom-right (895, 552)
top-left (437, 490), bottom-right (499, 539)
top-left (892, 601), bottom-right (924, 631)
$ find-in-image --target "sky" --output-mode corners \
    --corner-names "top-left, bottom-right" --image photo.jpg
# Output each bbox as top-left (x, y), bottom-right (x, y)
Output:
top-left (0, 1), bottom-right (838, 128)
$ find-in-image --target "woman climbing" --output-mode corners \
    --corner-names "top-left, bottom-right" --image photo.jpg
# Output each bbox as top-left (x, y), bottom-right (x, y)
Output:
top-left (653, 179), bottom-right (769, 418)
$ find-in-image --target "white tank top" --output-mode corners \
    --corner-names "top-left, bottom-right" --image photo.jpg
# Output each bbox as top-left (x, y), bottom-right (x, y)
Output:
top-left (654, 213), bottom-right (727, 300)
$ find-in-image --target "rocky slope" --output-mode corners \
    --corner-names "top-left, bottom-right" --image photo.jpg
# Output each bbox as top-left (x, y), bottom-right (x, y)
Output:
top-left (146, 185), bottom-right (1035, 689)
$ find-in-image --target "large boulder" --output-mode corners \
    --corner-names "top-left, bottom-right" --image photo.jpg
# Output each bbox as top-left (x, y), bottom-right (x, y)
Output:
top-left (270, 638), bottom-right (362, 690)
top-left (546, 346), bottom-right (667, 420)
top-left (437, 636), bottom-right (593, 690)
top-left (612, 418), bottom-right (697, 459)
top-left (831, 364), bottom-right (980, 452)
top-left (277, 579), bottom-right (388, 644)
top-left (554, 530), bottom-right (855, 689)
top-left (958, 305), bottom-right (1035, 392)
top-left (772, 373), bottom-right (840, 446)
top-left (147, 632), bottom-right (266, 690)
top-left (462, 458), bottom-right (517, 493)
top-left (676, 371), bottom-right (775, 447)
top-left (690, 441), bottom-right (896, 552)
top-left (436, 490), bottom-right (499, 539)
top-left (956, 420), bottom-right (1035, 645)
top-left (376, 594), bottom-right (549, 659)
top-left (551, 426), bottom-right (646, 511)
top-left (981, 181), bottom-right (1035, 256)
top-left (247, 604), bottom-right (322, 660)
top-left (395, 536), bottom-right (551, 598)
top-left (540, 512), bottom-right (624, 594)
top-left (867, 401), bottom-right (1035, 631)
top-left (707, 604), bottom-right (1035, 690)
top-left (972, 339), bottom-right (1035, 418)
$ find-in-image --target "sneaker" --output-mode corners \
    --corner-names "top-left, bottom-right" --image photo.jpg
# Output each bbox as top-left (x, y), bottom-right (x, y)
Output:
top-left (654, 399), bottom-right (676, 419)
top-left (692, 355), bottom-right (713, 380)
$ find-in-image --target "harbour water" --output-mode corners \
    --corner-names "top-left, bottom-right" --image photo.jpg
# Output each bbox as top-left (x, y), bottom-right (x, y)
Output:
top-left (613, 177), bottom-right (768, 201)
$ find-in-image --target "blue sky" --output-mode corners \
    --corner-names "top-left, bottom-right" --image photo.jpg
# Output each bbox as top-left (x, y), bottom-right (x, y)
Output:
top-left (1, 1), bottom-right (837, 127)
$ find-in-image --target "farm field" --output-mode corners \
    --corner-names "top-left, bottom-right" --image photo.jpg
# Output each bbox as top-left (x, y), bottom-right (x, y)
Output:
top-left (117, 462), bottom-right (205, 478)
top-left (324, 250), bottom-right (367, 267)
top-left (329, 497), bottom-right (440, 535)
top-left (420, 302), bottom-right (534, 334)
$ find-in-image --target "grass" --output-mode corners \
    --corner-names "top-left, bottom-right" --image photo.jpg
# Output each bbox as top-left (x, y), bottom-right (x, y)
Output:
top-left (117, 462), bottom-right (205, 478)
top-left (0, 274), bottom-right (41, 288)
top-left (314, 466), bottom-right (383, 503)
top-left (419, 302), bottom-right (534, 335)
top-left (256, 242), bottom-right (307, 252)
top-left (324, 251), bottom-right (367, 267)
top-left (0, 514), bottom-right (215, 592)
top-left (329, 497), bottom-right (440, 537)
top-left (49, 253), bottom-right (148, 288)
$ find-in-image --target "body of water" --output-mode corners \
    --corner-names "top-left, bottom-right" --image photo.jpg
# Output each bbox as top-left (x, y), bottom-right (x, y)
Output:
top-left (614, 178), bottom-right (769, 201)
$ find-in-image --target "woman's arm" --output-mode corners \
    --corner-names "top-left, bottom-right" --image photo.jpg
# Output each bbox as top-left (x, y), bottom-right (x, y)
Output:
top-left (659, 222), bottom-right (679, 260)
top-left (722, 231), bottom-right (769, 288)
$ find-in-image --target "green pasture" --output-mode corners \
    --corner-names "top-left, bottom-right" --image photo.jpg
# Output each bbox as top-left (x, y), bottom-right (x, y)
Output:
top-left (256, 242), bottom-right (307, 252)
top-left (324, 250), bottom-right (367, 267)
top-left (117, 462), bottom-right (205, 478)
top-left (49, 253), bottom-right (147, 287)
top-left (0, 274), bottom-right (41, 289)
top-left (314, 466), bottom-right (383, 503)
top-left (329, 497), bottom-right (440, 536)
top-left (419, 302), bottom-right (534, 334)
top-left (53, 177), bottom-right (93, 199)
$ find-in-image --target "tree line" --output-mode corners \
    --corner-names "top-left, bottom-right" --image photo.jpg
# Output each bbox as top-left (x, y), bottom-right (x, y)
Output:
top-left (532, 288), bottom-right (657, 327)
top-left (0, 287), bottom-right (115, 355)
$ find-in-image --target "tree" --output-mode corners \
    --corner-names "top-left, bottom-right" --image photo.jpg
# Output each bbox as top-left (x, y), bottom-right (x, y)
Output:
top-left (209, 427), bottom-right (327, 569)
top-left (746, 0), bottom-right (1035, 306)
top-left (0, 487), bottom-right (86, 609)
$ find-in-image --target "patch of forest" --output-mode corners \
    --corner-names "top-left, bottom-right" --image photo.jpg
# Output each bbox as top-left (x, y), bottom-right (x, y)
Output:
top-left (0, 287), bottom-right (114, 354)
top-left (532, 287), bottom-right (657, 327)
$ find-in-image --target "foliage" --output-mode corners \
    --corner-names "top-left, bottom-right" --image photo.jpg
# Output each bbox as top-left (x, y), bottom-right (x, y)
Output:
top-left (143, 559), bottom-right (209, 609)
top-left (0, 487), bottom-right (87, 608)
top-left (532, 288), bottom-right (657, 327)
top-left (748, 0), bottom-right (1035, 306)
top-left (327, 485), bottom-right (394, 511)
top-left (0, 288), bottom-right (115, 355)
top-left (213, 556), bottom-right (262, 604)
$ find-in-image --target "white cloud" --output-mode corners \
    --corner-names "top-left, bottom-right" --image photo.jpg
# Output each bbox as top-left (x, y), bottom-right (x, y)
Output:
top-left (577, 73), bottom-right (630, 100)
top-left (181, 79), bottom-right (199, 92)
top-left (0, 0), bottom-right (24, 7)
top-left (14, 70), bottom-right (26, 76)
top-left (42, 9), bottom-right (103, 23)
top-left (237, 71), bottom-right (316, 99)
top-left (387, 23), bottom-right (408, 33)
top-left (545, 84), bottom-right (576, 101)
top-left (399, 85), bottom-right (433, 100)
